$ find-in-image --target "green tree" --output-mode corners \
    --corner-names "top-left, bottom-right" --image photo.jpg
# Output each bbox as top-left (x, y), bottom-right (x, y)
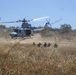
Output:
top-left (60, 24), bottom-right (72, 33)
top-left (0, 25), bottom-right (6, 29)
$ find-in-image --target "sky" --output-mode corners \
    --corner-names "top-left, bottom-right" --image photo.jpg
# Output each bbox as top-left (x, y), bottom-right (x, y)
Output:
top-left (0, 0), bottom-right (76, 29)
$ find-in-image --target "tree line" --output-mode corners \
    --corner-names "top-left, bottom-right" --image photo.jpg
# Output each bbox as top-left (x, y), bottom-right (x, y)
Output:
top-left (0, 23), bottom-right (75, 34)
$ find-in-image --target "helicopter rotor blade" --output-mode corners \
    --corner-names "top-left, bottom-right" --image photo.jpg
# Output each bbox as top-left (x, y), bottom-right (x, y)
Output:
top-left (31, 16), bottom-right (50, 22)
top-left (16, 20), bottom-right (22, 22)
top-left (50, 18), bottom-right (62, 25)
top-left (0, 16), bottom-right (50, 23)
top-left (0, 21), bottom-right (17, 23)
top-left (0, 20), bottom-right (23, 23)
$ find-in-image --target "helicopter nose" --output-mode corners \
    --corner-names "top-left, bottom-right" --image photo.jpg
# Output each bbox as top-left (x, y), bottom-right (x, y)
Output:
top-left (9, 32), bottom-right (17, 36)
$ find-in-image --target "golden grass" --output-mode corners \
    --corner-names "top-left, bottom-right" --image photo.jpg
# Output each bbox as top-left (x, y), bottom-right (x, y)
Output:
top-left (0, 43), bottom-right (76, 75)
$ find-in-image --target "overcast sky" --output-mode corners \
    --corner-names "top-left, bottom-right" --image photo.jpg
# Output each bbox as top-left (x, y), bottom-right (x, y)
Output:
top-left (0, 0), bottom-right (76, 29)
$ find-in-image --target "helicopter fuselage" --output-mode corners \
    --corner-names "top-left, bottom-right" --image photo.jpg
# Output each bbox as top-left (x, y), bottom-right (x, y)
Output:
top-left (10, 27), bottom-right (33, 38)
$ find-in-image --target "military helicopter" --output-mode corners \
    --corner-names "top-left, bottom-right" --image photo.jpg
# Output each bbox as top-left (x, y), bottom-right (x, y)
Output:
top-left (0, 16), bottom-right (50, 38)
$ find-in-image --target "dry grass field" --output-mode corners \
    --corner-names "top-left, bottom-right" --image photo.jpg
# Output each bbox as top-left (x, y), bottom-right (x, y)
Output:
top-left (0, 34), bottom-right (76, 75)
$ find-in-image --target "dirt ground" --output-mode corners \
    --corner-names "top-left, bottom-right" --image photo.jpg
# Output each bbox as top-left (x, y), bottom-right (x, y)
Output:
top-left (0, 33), bottom-right (76, 47)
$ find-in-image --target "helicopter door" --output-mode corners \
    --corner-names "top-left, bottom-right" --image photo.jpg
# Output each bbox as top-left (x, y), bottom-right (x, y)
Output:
top-left (20, 29), bottom-right (26, 37)
top-left (26, 30), bottom-right (31, 36)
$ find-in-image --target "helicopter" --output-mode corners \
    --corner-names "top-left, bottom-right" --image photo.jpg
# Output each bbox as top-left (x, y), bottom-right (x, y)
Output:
top-left (44, 18), bottom-right (62, 29)
top-left (0, 16), bottom-right (50, 38)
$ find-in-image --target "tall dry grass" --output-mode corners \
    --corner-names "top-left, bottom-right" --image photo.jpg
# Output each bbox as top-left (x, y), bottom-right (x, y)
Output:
top-left (0, 43), bottom-right (76, 75)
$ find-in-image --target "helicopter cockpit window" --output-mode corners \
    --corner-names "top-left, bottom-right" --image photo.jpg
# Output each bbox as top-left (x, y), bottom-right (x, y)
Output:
top-left (13, 29), bottom-right (18, 32)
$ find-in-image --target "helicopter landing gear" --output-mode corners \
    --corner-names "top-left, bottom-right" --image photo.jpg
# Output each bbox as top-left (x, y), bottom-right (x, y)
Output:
top-left (11, 36), bottom-right (17, 39)
top-left (11, 36), bottom-right (14, 39)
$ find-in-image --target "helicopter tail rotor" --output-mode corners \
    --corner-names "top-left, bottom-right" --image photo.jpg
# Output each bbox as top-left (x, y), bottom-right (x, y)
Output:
top-left (45, 18), bottom-right (62, 27)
